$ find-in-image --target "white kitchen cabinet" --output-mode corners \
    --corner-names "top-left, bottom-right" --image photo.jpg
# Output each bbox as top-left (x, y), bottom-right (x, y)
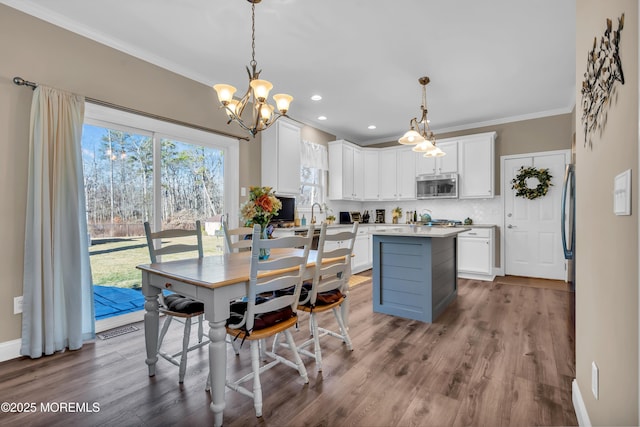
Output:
top-left (378, 147), bottom-right (416, 200)
top-left (353, 149), bottom-right (364, 199)
top-left (352, 230), bottom-right (372, 273)
top-left (458, 132), bottom-right (496, 199)
top-left (323, 226), bottom-right (371, 274)
top-left (378, 149), bottom-right (397, 200)
top-left (396, 148), bottom-right (416, 200)
top-left (363, 150), bottom-right (379, 200)
top-left (261, 119), bottom-right (302, 195)
top-left (328, 140), bottom-right (364, 200)
top-left (415, 140), bottom-right (458, 175)
top-left (457, 227), bottom-right (495, 280)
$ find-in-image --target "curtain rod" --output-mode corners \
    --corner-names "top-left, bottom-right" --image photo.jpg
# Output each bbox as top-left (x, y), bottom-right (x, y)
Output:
top-left (12, 77), bottom-right (251, 142)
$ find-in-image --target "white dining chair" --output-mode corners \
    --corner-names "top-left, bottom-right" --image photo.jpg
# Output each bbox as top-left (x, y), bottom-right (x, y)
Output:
top-left (209, 224), bottom-right (314, 418)
top-left (222, 218), bottom-right (253, 253)
top-left (143, 220), bottom-right (208, 384)
top-left (275, 221), bottom-right (358, 372)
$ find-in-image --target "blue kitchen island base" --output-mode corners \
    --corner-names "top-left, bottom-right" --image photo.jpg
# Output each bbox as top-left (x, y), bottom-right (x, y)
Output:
top-left (372, 232), bottom-right (459, 323)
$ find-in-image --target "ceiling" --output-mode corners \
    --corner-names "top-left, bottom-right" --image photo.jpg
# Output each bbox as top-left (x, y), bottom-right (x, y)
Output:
top-left (4, 0), bottom-right (576, 145)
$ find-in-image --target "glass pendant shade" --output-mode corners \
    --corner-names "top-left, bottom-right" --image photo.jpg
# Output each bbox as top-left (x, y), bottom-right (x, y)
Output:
top-left (250, 79), bottom-right (273, 102)
top-left (412, 139), bottom-right (436, 153)
top-left (259, 104), bottom-right (274, 122)
top-left (424, 146), bottom-right (445, 157)
top-left (213, 84), bottom-right (237, 105)
top-left (225, 99), bottom-right (240, 118)
top-left (273, 93), bottom-right (293, 113)
top-left (399, 129), bottom-right (425, 145)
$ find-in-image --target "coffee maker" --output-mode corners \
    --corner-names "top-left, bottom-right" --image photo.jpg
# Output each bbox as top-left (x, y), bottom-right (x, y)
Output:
top-left (375, 209), bottom-right (385, 223)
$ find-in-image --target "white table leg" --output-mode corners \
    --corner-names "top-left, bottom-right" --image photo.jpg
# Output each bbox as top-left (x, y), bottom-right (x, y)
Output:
top-left (208, 319), bottom-right (227, 427)
top-left (143, 288), bottom-right (160, 376)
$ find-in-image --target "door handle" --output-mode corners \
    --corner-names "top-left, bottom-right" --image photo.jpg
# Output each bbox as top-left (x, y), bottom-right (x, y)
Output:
top-left (507, 224), bottom-right (517, 229)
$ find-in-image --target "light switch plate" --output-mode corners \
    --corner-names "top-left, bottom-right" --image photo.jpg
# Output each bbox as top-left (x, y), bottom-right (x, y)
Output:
top-left (613, 169), bottom-right (631, 215)
top-left (591, 361), bottom-right (599, 400)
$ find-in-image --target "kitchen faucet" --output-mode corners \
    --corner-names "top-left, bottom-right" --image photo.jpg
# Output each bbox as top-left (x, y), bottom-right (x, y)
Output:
top-left (311, 202), bottom-right (322, 224)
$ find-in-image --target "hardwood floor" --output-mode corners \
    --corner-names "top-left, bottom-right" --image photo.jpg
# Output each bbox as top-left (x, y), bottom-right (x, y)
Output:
top-left (0, 275), bottom-right (576, 426)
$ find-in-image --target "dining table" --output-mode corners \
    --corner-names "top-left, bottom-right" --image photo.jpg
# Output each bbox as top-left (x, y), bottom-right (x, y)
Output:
top-left (137, 248), bottom-right (348, 427)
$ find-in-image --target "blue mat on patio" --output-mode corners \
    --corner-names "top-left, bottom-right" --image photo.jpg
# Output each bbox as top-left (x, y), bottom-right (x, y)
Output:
top-left (94, 285), bottom-right (145, 320)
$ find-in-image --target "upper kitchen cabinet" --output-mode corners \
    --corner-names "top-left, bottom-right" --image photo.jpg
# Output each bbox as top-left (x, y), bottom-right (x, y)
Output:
top-left (458, 132), bottom-right (496, 199)
top-left (378, 147), bottom-right (416, 200)
top-left (415, 140), bottom-right (458, 175)
top-left (363, 150), bottom-right (379, 200)
top-left (328, 140), bottom-right (364, 200)
top-left (261, 119), bottom-right (302, 195)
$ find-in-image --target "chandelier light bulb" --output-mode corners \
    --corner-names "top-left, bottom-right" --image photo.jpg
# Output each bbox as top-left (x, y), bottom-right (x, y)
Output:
top-left (412, 140), bottom-right (436, 153)
top-left (250, 79), bottom-right (273, 102)
top-left (213, 84), bottom-right (237, 105)
top-left (260, 104), bottom-right (274, 123)
top-left (225, 99), bottom-right (240, 117)
top-left (399, 129), bottom-right (425, 145)
top-left (273, 93), bottom-right (293, 113)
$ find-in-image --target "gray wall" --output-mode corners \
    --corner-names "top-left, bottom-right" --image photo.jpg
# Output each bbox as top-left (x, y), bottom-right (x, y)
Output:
top-left (0, 4), bottom-right (266, 343)
top-left (575, 0), bottom-right (638, 424)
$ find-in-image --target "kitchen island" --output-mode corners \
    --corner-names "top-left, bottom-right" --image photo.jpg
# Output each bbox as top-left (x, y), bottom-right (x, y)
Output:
top-left (371, 226), bottom-right (469, 323)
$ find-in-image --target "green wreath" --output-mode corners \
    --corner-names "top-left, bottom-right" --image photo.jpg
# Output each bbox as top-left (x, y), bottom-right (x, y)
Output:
top-left (511, 166), bottom-right (553, 200)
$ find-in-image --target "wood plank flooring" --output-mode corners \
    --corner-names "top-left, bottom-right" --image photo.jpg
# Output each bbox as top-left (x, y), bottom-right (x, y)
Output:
top-left (0, 275), bottom-right (577, 426)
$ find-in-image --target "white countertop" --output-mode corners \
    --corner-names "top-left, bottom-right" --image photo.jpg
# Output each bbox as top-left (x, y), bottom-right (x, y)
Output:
top-left (277, 223), bottom-right (495, 233)
top-left (370, 226), bottom-right (471, 238)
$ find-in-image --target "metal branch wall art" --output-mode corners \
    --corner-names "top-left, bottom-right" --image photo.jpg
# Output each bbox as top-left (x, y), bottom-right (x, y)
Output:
top-left (580, 13), bottom-right (625, 149)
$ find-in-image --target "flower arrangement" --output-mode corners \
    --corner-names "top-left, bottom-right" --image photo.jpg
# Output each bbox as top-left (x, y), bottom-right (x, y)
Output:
top-left (240, 186), bottom-right (282, 231)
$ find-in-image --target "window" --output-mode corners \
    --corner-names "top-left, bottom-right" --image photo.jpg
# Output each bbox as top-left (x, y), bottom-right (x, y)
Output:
top-left (82, 103), bottom-right (239, 329)
top-left (298, 140), bottom-right (328, 208)
top-left (299, 166), bottom-right (325, 208)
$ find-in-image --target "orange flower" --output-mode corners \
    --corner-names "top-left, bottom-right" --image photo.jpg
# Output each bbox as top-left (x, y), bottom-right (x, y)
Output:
top-left (255, 194), bottom-right (273, 212)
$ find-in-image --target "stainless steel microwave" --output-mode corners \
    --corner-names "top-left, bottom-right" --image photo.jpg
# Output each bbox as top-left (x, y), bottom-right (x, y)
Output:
top-left (416, 173), bottom-right (458, 199)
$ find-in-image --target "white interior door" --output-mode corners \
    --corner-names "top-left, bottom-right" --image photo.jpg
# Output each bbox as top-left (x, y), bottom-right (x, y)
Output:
top-left (504, 151), bottom-right (570, 280)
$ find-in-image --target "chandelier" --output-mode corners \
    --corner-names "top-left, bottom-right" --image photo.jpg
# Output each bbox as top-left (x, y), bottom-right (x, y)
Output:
top-left (213, 0), bottom-right (292, 138)
top-left (398, 76), bottom-right (445, 157)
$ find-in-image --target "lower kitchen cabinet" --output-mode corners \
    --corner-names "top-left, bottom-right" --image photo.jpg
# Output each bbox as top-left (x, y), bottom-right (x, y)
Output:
top-left (324, 227), bottom-right (371, 274)
top-left (352, 231), bottom-right (371, 273)
top-left (457, 227), bottom-right (495, 281)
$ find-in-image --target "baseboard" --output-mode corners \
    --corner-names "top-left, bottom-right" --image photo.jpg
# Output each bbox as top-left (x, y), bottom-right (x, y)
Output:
top-left (458, 272), bottom-right (496, 281)
top-left (572, 378), bottom-right (592, 426)
top-left (0, 338), bottom-right (22, 363)
top-left (0, 311), bottom-right (146, 362)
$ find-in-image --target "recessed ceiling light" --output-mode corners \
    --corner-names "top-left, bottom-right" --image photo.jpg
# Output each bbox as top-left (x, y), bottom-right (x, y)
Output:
top-left (311, 94), bottom-right (322, 101)
top-left (368, 125), bottom-right (377, 130)
top-left (318, 116), bottom-right (327, 121)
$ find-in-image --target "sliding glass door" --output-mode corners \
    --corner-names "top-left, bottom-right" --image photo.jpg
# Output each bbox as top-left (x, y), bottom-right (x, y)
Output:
top-left (81, 104), bottom-right (238, 330)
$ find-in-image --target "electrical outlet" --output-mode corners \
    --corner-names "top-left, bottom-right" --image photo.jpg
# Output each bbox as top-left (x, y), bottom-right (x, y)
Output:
top-left (592, 361), bottom-right (599, 400)
top-left (13, 296), bottom-right (23, 314)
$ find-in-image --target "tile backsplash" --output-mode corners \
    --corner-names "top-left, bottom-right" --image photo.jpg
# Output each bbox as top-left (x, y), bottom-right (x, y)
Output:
top-left (327, 196), bottom-right (503, 226)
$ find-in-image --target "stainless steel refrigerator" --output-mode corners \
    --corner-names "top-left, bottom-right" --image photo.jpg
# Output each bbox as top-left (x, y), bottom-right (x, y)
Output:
top-left (561, 163), bottom-right (575, 291)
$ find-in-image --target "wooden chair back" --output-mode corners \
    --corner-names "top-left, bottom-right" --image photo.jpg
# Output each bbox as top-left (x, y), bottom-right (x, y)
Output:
top-left (227, 224), bottom-right (314, 333)
top-left (222, 218), bottom-right (254, 253)
top-left (143, 220), bottom-right (203, 263)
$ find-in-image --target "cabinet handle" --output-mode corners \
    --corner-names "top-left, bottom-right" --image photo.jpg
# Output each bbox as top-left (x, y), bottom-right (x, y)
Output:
top-left (468, 232), bottom-right (477, 235)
